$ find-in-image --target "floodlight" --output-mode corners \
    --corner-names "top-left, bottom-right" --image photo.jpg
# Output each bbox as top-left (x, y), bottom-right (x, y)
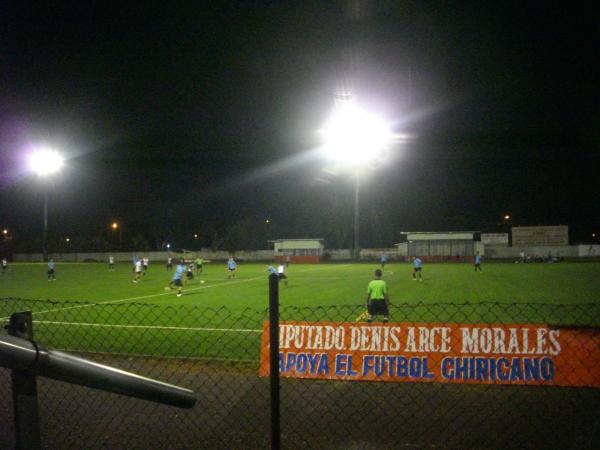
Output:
top-left (2, 229), bottom-right (7, 235)
top-left (29, 149), bottom-right (64, 176)
top-left (112, 222), bottom-right (118, 230)
top-left (320, 105), bottom-right (393, 166)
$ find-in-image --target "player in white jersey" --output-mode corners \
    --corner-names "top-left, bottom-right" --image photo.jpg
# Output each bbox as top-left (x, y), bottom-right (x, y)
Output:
top-left (133, 259), bottom-right (143, 283)
top-left (108, 256), bottom-right (115, 271)
top-left (277, 264), bottom-right (288, 286)
top-left (142, 257), bottom-right (149, 275)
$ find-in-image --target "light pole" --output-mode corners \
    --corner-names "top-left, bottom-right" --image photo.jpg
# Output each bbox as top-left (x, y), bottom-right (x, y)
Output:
top-left (320, 103), bottom-right (394, 259)
top-left (112, 222), bottom-right (122, 249)
top-left (29, 149), bottom-right (64, 262)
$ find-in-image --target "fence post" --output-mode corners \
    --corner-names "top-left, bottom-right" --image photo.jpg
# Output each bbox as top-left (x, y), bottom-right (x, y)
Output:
top-left (268, 273), bottom-right (280, 450)
top-left (7, 311), bottom-right (41, 450)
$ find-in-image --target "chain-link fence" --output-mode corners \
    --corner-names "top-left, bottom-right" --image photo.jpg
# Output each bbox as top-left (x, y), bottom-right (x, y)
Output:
top-left (1, 297), bottom-right (599, 449)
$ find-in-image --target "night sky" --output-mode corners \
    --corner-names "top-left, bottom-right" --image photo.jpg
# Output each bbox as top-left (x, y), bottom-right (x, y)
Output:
top-left (0, 1), bottom-right (598, 251)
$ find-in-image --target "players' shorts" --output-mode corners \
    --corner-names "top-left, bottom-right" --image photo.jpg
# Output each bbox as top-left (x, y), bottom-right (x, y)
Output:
top-left (475, 263), bottom-right (481, 267)
top-left (172, 279), bottom-right (183, 287)
top-left (413, 267), bottom-right (422, 272)
top-left (368, 299), bottom-right (389, 316)
top-left (228, 268), bottom-right (236, 271)
top-left (278, 273), bottom-right (287, 280)
top-left (47, 269), bottom-right (55, 275)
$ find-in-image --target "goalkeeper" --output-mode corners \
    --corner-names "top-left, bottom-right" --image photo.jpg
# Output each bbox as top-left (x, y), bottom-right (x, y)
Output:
top-left (365, 269), bottom-right (390, 323)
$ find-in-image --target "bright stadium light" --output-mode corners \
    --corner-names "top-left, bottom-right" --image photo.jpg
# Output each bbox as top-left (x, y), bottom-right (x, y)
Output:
top-left (29, 147), bottom-right (64, 261)
top-left (28, 149), bottom-right (64, 176)
top-left (319, 103), bottom-right (394, 259)
top-left (320, 105), bottom-right (393, 166)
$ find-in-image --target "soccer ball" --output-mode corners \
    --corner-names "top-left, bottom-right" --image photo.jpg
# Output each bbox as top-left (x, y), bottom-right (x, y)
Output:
top-left (200, 280), bottom-right (205, 284)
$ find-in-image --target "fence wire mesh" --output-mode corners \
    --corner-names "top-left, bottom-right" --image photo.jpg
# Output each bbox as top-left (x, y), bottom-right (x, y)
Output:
top-left (1, 297), bottom-right (599, 449)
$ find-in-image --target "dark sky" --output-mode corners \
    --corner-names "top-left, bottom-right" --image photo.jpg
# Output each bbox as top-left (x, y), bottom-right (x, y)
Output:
top-left (0, 1), bottom-right (598, 249)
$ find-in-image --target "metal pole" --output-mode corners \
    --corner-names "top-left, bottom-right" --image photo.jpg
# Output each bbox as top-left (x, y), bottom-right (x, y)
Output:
top-left (0, 334), bottom-right (196, 409)
top-left (268, 273), bottom-right (280, 450)
top-left (43, 186), bottom-right (48, 262)
top-left (353, 170), bottom-right (360, 260)
top-left (8, 311), bottom-right (41, 450)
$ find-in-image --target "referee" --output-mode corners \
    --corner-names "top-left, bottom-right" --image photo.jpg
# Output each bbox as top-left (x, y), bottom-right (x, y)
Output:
top-left (366, 269), bottom-right (390, 323)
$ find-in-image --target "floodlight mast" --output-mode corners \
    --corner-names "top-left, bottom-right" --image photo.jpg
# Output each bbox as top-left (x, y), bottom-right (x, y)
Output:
top-left (321, 103), bottom-right (392, 259)
top-left (29, 150), bottom-right (64, 262)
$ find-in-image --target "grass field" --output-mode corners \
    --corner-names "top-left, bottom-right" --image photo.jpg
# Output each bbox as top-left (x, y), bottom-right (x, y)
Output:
top-left (2, 261), bottom-right (600, 306)
top-left (1, 261), bottom-right (599, 360)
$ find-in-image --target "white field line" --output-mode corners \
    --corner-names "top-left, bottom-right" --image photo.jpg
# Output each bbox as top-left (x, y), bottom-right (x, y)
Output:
top-left (12, 264), bottom-right (350, 319)
top-left (52, 348), bottom-right (258, 364)
top-left (33, 320), bottom-right (262, 333)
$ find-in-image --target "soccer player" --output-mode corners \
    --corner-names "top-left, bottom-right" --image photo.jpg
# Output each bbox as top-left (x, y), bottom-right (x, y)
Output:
top-left (227, 257), bottom-right (237, 279)
top-left (133, 258), bottom-right (143, 283)
top-left (1, 258), bottom-right (7, 274)
top-left (277, 264), bottom-right (288, 286)
top-left (132, 255), bottom-right (138, 272)
top-left (47, 258), bottom-right (56, 281)
top-left (474, 252), bottom-right (482, 272)
top-left (142, 257), bottom-right (149, 275)
top-left (412, 256), bottom-right (423, 281)
top-left (267, 264), bottom-right (277, 275)
top-left (195, 256), bottom-right (203, 275)
top-left (380, 253), bottom-right (388, 269)
top-left (285, 255), bottom-right (291, 268)
top-left (169, 260), bottom-right (186, 297)
top-left (108, 256), bottom-right (115, 271)
top-left (166, 256), bottom-right (173, 271)
top-left (366, 269), bottom-right (389, 322)
top-left (186, 263), bottom-right (194, 280)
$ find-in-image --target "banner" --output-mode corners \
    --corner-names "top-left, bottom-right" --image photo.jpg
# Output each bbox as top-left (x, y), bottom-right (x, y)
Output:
top-left (512, 226), bottom-right (568, 246)
top-left (259, 322), bottom-right (600, 387)
top-left (481, 233), bottom-right (509, 245)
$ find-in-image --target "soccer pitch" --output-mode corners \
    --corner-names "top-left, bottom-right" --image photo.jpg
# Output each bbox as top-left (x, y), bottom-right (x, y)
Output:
top-left (2, 261), bottom-right (600, 307)
top-left (1, 261), bottom-right (599, 361)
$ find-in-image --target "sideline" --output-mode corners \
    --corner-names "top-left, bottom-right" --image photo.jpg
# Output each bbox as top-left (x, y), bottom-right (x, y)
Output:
top-left (33, 320), bottom-right (262, 333)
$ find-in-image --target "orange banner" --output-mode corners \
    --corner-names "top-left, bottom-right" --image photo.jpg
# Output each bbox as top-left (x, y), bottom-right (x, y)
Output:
top-left (259, 321), bottom-right (600, 387)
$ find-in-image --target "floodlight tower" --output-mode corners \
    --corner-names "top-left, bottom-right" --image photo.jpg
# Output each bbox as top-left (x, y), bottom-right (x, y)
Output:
top-left (29, 149), bottom-right (64, 261)
top-left (320, 101), bottom-right (393, 259)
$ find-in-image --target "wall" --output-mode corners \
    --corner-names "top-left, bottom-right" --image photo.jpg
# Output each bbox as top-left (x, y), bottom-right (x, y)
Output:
top-left (13, 249), bottom-right (274, 263)
top-left (485, 245), bottom-right (577, 259)
top-left (14, 245), bottom-right (600, 263)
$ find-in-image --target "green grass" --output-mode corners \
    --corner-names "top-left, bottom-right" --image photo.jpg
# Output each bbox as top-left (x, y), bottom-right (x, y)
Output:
top-left (2, 261), bottom-right (600, 306)
top-left (1, 261), bottom-right (599, 360)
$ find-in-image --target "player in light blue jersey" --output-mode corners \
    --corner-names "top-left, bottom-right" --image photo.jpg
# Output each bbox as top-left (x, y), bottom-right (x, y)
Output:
top-left (380, 253), bottom-right (388, 269)
top-left (474, 252), bottom-right (482, 272)
top-left (267, 265), bottom-right (277, 275)
top-left (412, 256), bottom-right (423, 281)
top-left (47, 258), bottom-right (56, 281)
top-left (227, 257), bottom-right (237, 279)
top-left (168, 260), bottom-right (187, 297)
